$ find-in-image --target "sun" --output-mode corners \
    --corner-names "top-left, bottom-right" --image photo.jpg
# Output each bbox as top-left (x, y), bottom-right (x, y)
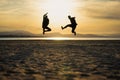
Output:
top-left (41, 0), bottom-right (76, 25)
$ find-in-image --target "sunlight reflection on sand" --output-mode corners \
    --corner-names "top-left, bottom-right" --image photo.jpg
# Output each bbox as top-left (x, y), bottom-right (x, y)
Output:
top-left (0, 37), bottom-right (120, 40)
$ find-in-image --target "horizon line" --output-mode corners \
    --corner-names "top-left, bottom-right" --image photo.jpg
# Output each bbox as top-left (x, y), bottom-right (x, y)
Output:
top-left (0, 37), bottom-right (120, 41)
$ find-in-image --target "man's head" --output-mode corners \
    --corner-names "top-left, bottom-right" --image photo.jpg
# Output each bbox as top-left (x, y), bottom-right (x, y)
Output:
top-left (68, 15), bottom-right (71, 19)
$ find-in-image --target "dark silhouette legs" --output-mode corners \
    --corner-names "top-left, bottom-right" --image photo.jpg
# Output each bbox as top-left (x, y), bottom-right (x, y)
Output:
top-left (42, 14), bottom-right (77, 35)
top-left (61, 24), bottom-right (71, 29)
top-left (61, 24), bottom-right (76, 35)
top-left (43, 27), bottom-right (51, 34)
top-left (72, 27), bottom-right (76, 35)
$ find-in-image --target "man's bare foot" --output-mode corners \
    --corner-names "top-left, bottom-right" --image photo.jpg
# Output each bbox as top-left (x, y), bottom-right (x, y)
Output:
top-left (74, 32), bottom-right (76, 36)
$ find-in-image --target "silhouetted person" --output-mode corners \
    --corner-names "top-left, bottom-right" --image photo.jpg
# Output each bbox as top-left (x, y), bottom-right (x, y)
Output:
top-left (42, 13), bottom-right (51, 34)
top-left (61, 15), bottom-right (77, 35)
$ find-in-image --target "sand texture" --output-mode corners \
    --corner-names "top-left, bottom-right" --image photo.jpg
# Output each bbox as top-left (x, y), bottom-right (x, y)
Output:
top-left (0, 40), bottom-right (120, 80)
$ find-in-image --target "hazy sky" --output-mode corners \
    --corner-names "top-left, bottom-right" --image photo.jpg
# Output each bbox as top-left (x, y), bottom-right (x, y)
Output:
top-left (0, 0), bottom-right (120, 34)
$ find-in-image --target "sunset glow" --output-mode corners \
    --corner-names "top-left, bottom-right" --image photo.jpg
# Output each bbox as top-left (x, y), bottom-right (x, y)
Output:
top-left (0, 0), bottom-right (120, 35)
top-left (40, 0), bottom-right (76, 25)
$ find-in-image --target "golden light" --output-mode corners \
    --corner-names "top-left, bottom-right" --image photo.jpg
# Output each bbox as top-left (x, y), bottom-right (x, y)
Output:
top-left (41, 0), bottom-right (76, 25)
top-left (44, 37), bottom-right (72, 40)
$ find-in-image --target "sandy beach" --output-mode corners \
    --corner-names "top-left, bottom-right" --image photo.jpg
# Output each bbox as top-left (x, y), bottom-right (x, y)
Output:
top-left (0, 40), bottom-right (120, 80)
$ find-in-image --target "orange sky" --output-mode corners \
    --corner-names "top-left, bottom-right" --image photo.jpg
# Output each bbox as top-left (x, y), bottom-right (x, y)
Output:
top-left (0, 0), bottom-right (120, 35)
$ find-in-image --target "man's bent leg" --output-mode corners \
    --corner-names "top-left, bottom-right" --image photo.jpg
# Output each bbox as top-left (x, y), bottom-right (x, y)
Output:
top-left (72, 26), bottom-right (76, 35)
top-left (62, 24), bottom-right (72, 30)
top-left (43, 28), bottom-right (45, 35)
top-left (46, 27), bottom-right (51, 32)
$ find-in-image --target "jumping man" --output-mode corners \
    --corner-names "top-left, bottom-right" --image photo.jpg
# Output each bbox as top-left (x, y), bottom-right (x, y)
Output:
top-left (61, 15), bottom-right (77, 35)
top-left (42, 13), bottom-right (51, 34)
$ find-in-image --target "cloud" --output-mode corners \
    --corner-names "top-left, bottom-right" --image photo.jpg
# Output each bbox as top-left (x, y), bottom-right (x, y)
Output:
top-left (81, 0), bottom-right (120, 1)
top-left (80, 0), bottom-right (120, 20)
top-left (91, 15), bottom-right (120, 20)
top-left (0, 0), bottom-right (25, 10)
top-left (0, 0), bottom-right (45, 16)
top-left (0, 0), bottom-right (28, 16)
